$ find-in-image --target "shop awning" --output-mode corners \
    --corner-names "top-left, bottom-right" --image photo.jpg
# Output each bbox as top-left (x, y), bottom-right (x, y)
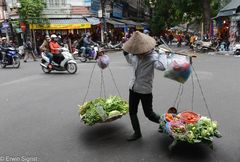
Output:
top-left (86, 17), bottom-right (100, 25)
top-left (113, 18), bottom-right (144, 29)
top-left (216, 0), bottom-right (240, 17)
top-left (113, 19), bottom-right (137, 28)
top-left (30, 18), bottom-right (91, 30)
top-left (106, 19), bottom-right (125, 28)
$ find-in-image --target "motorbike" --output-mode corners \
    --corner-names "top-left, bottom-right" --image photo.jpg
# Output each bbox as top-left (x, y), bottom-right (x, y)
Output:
top-left (233, 43), bottom-right (240, 55)
top-left (218, 41), bottom-right (228, 51)
top-left (0, 46), bottom-right (20, 68)
top-left (40, 47), bottom-right (77, 74)
top-left (192, 40), bottom-right (215, 53)
top-left (103, 41), bottom-right (123, 50)
top-left (73, 44), bottom-right (100, 62)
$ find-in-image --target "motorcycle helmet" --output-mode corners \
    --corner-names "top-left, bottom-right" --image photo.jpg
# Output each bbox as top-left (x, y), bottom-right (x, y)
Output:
top-left (50, 34), bottom-right (57, 39)
top-left (143, 29), bottom-right (150, 35)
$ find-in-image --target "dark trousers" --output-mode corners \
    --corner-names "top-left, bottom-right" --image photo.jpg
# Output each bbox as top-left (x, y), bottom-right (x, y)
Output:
top-left (128, 89), bottom-right (160, 134)
top-left (52, 54), bottom-right (64, 65)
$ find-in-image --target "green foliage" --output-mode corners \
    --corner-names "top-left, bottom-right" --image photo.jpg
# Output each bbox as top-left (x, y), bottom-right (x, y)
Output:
top-left (147, 0), bottom-right (220, 34)
top-left (18, 0), bottom-right (48, 25)
top-left (79, 96), bottom-right (129, 126)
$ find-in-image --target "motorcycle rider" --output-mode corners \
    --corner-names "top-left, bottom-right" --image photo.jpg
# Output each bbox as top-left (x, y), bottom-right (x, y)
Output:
top-left (75, 33), bottom-right (86, 55)
top-left (40, 35), bottom-right (52, 68)
top-left (0, 37), bottom-right (9, 62)
top-left (83, 32), bottom-right (96, 57)
top-left (49, 34), bottom-right (64, 66)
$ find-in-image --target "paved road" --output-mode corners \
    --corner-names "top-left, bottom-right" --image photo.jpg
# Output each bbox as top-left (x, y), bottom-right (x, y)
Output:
top-left (0, 51), bottom-right (240, 162)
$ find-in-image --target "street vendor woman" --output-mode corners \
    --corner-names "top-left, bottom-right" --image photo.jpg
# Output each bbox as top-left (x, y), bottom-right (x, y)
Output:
top-left (123, 31), bottom-right (167, 141)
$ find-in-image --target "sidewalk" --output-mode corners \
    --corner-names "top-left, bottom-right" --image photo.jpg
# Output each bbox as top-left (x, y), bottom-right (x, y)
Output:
top-left (169, 44), bottom-right (240, 57)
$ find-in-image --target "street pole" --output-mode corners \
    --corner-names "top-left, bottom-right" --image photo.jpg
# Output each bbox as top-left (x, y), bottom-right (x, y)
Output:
top-left (100, 0), bottom-right (105, 44)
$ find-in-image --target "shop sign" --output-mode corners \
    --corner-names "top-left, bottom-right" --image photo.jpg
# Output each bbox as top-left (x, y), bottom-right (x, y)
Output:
top-left (91, 0), bottom-right (100, 14)
top-left (84, 0), bottom-right (91, 6)
top-left (30, 23), bottom-right (91, 30)
top-left (136, 25), bottom-right (144, 30)
top-left (20, 22), bottom-right (27, 32)
top-left (15, 28), bottom-right (22, 33)
top-left (2, 21), bottom-right (9, 29)
top-left (112, 3), bottom-right (123, 18)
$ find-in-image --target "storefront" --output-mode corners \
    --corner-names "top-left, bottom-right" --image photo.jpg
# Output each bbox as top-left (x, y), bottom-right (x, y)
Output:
top-left (105, 19), bottom-right (125, 43)
top-left (85, 17), bottom-right (101, 42)
top-left (231, 15), bottom-right (240, 42)
top-left (29, 18), bottom-right (91, 53)
top-left (215, 0), bottom-right (240, 48)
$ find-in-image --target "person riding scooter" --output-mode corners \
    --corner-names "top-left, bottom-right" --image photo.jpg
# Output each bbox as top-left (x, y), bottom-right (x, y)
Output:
top-left (0, 37), bottom-right (9, 62)
top-left (49, 34), bottom-right (64, 68)
top-left (83, 32), bottom-right (96, 58)
top-left (40, 35), bottom-right (52, 68)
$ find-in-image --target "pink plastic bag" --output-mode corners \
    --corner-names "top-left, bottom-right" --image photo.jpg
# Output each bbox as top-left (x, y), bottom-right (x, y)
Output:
top-left (164, 54), bottom-right (192, 83)
top-left (97, 55), bottom-right (109, 69)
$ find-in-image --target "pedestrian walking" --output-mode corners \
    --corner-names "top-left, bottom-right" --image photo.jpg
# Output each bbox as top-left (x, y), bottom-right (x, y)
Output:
top-left (23, 38), bottom-right (37, 62)
top-left (122, 31), bottom-right (167, 141)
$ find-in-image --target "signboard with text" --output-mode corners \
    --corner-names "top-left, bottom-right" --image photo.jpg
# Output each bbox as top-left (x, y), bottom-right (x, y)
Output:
top-left (30, 23), bottom-right (91, 30)
top-left (91, 0), bottom-right (100, 14)
top-left (112, 3), bottom-right (123, 18)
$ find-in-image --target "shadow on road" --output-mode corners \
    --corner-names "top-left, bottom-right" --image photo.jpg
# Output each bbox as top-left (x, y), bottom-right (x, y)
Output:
top-left (78, 122), bottom-right (128, 147)
top-left (156, 134), bottom-right (212, 161)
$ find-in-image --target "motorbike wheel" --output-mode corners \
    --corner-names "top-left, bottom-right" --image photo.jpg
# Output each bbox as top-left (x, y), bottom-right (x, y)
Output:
top-left (79, 57), bottom-right (87, 62)
top-left (66, 62), bottom-right (77, 74)
top-left (0, 62), bottom-right (6, 68)
top-left (41, 61), bottom-right (51, 73)
top-left (12, 57), bottom-right (20, 68)
top-left (42, 66), bottom-right (51, 74)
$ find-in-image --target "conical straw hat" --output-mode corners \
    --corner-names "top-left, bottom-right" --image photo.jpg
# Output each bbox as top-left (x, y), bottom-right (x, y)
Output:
top-left (123, 31), bottom-right (156, 54)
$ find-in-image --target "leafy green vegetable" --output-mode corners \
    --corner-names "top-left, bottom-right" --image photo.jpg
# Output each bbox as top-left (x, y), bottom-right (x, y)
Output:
top-left (108, 110), bottom-right (122, 118)
top-left (160, 115), bottom-right (222, 144)
top-left (78, 96), bottom-right (129, 125)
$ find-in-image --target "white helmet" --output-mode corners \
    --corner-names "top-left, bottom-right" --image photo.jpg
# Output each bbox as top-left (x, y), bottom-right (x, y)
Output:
top-left (50, 34), bottom-right (57, 39)
top-left (143, 29), bottom-right (150, 34)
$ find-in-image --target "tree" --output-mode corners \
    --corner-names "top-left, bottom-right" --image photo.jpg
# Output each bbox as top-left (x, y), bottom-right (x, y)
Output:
top-left (202, 0), bottom-right (211, 34)
top-left (18, 0), bottom-right (48, 29)
top-left (147, 0), bottom-right (220, 35)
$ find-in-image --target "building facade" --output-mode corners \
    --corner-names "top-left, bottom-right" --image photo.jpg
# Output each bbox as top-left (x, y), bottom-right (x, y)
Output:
top-left (1, 0), bottom-right (150, 46)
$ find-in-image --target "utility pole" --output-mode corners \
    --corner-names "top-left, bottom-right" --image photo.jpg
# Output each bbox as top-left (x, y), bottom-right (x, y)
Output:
top-left (100, 0), bottom-right (106, 43)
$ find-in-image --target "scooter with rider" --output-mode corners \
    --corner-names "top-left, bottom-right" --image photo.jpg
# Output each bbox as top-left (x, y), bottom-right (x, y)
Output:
top-left (73, 32), bottom-right (99, 62)
top-left (0, 37), bottom-right (20, 68)
top-left (40, 34), bottom-right (77, 74)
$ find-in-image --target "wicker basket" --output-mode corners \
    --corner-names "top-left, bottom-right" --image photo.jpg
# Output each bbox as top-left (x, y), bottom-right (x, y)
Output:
top-left (101, 114), bottom-right (123, 123)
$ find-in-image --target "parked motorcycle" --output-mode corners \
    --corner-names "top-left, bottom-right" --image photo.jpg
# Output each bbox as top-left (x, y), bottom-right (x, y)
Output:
top-left (73, 44), bottom-right (100, 62)
top-left (218, 41), bottom-right (228, 51)
top-left (233, 43), bottom-right (240, 55)
top-left (104, 41), bottom-right (123, 49)
top-left (192, 40), bottom-right (215, 53)
top-left (40, 47), bottom-right (77, 74)
top-left (0, 46), bottom-right (20, 68)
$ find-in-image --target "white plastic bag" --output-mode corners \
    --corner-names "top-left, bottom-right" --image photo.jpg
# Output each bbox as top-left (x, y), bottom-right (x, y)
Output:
top-left (97, 54), bottom-right (109, 69)
top-left (164, 54), bottom-right (192, 83)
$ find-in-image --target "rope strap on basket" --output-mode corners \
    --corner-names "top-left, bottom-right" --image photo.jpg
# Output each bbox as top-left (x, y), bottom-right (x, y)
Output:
top-left (82, 60), bottom-right (122, 105)
top-left (171, 58), bottom-right (213, 120)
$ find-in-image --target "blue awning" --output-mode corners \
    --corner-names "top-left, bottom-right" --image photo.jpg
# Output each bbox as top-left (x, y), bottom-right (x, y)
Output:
top-left (86, 17), bottom-right (100, 25)
top-left (106, 19), bottom-right (125, 28)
